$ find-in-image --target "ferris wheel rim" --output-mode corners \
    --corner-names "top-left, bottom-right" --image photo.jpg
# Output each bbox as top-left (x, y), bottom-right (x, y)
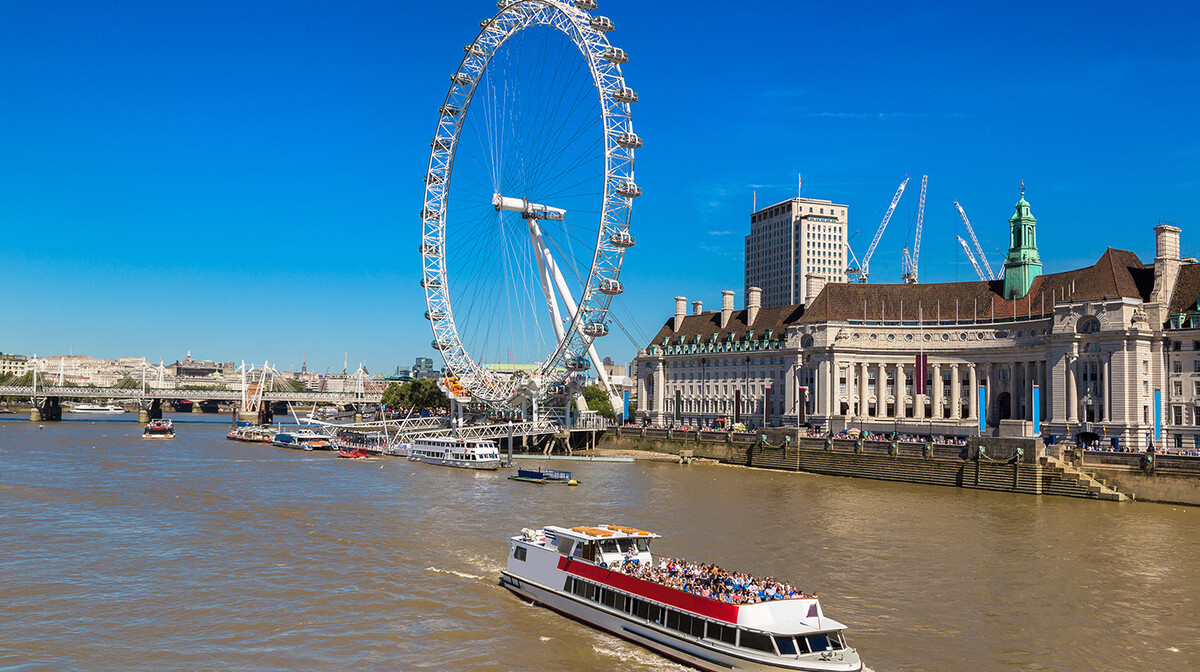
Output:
top-left (419, 0), bottom-right (636, 407)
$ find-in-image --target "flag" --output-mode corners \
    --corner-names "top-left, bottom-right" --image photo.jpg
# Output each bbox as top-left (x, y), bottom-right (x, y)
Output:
top-left (914, 353), bottom-right (928, 395)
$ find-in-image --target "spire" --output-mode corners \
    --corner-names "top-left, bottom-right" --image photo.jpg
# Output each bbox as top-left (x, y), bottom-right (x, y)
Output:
top-left (1003, 185), bottom-right (1042, 299)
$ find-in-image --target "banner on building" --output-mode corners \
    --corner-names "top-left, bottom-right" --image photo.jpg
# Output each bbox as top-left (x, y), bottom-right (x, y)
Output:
top-left (623, 390), bottom-right (630, 424)
top-left (914, 353), bottom-right (928, 395)
top-left (978, 386), bottom-right (987, 433)
top-left (1154, 388), bottom-right (1162, 441)
top-left (674, 389), bottom-right (682, 423)
top-left (1032, 384), bottom-right (1040, 434)
top-left (797, 386), bottom-right (807, 424)
top-left (734, 389), bottom-right (741, 424)
top-left (764, 386), bottom-right (772, 426)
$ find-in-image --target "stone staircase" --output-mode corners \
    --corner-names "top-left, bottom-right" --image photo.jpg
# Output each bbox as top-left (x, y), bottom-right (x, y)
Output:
top-left (1039, 455), bottom-right (1131, 501)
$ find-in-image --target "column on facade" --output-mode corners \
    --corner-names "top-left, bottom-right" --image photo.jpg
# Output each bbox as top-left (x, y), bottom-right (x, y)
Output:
top-left (876, 362), bottom-right (887, 418)
top-left (951, 363), bottom-right (961, 420)
top-left (1102, 353), bottom-right (1112, 423)
top-left (858, 362), bottom-right (868, 419)
top-left (932, 363), bottom-right (943, 420)
top-left (896, 362), bottom-right (906, 419)
top-left (654, 363), bottom-right (665, 417)
top-left (1006, 362), bottom-right (1015, 422)
top-left (1067, 353), bottom-right (1078, 423)
top-left (964, 362), bottom-right (974, 420)
top-left (985, 363), bottom-right (994, 426)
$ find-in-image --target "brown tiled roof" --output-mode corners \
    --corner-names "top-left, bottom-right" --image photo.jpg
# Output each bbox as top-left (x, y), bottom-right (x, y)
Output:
top-left (799, 248), bottom-right (1152, 323)
top-left (647, 304), bottom-right (805, 346)
top-left (1168, 263), bottom-right (1200, 314)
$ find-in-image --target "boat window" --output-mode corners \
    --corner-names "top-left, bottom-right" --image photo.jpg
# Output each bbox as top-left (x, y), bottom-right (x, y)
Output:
top-left (805, 633), bottom-right (834, 652)
top-left (513, 546), bottom-right (527, 561)
top-left (740, 629), bottom-right (775, 653)
top-left (557, 537), bottom-right (575, 555)
top-left (635, 538), bottom-right (650, 552)
top-left (616, 538), bottom-right (632, 553)
top-left (774, 635), bottom-right (798, 655)
top-left (585, 582), bottom-right (598, 601)
top-left (635, 599), bottom-right (650, 620)
top-left (708, 622), bottom-right (738, 646)
top-left (675, 612), bottom-right (692, 635)
top-left (601, 589), bottom-right (619, 609)
top-left (600, 540), bottom-right (619, 554)
top-left (623, 596), bottom-right (636, 614)
top-left (647, 603), bottom-right (663, 624)
top-left (690, 617), bottom-right (706, 639)
top-left (581, 542), bottom-right (596, 562)
top-left (665, 609), bottom-right (679, 631)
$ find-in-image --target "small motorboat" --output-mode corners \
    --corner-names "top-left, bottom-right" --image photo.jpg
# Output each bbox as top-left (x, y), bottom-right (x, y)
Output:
top-left (337, 447), bottom-right (372, 460)
top-left (142, 419), bottom-right (176, 439)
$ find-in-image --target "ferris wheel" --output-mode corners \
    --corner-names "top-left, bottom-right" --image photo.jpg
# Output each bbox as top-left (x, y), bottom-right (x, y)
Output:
top-left (421, 0), bottom-right (639, 411)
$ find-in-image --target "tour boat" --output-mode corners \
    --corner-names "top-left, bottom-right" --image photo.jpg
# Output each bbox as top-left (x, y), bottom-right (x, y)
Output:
top-left (408, 436), bottom-right (501, 470)
top-left (226, 426), bottom-right (275, 443)
top-left (336, 447), bottom-right (371, 459)
top-left (508, 467), bottom-right (577, 485)
top-left (141, 419), bottom-right (175, 439)
top-left (72, 404), bottom-right (128, 414)
top-left (500, 524), bottom-right (863, 672)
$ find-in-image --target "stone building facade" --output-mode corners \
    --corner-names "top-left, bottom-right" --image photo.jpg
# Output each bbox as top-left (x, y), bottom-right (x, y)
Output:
top-left (636, 194), bottom-right (1195, 452)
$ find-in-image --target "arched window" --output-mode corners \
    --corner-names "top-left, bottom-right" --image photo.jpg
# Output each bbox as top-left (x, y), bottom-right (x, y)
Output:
top-left (1077, 316), bottom-right (1101, 334)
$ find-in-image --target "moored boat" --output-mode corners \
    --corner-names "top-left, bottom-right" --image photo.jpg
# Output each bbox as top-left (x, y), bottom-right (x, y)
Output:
top-left (408, 437), bottom-right (501, 470)
top-left (142, 419), bottom-right (175, 439)
top-left (509, 467), bottom-right (577, 485)
top-left (271, 429), bottom-right (332, 451)
top-left (500, 524), bottom-right (862, 671)
top-left (336, 447), bottom-right (372, 459)
top-left (225, 426), bottom-right (276, 443)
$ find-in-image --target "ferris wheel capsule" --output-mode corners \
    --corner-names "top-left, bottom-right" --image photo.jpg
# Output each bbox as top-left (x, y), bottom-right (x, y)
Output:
top-left (565, 356), bottom-right (590, 371)
top-left (601, 47), bottom-right (628, 64)
top-left (613, 132), bottom-right (642, 149)
top-left (611, 86), bottom-right (637, 103)
top-left (431, 340), bottom-right (444, 350)
top-left (440, 104), bottom-right (461, 117)
top-left (430, 137), bottom-right (451, 151)
top-left (573, 0), bottom-right (597, 10)
top-left (452, 73), bottom-right (475, 86)
top-left (615, 181), bottom-right (641, 198)
top-left (589, 16), bottom-right (614, 32)
top-left (424, 172), bottom-right (443, 185)
top-left (598, 278), bottom-right (624, 295)
top-left (582, 321), bottom-right (609, 337)
top-left (609, 231), bottom-right (635, 247)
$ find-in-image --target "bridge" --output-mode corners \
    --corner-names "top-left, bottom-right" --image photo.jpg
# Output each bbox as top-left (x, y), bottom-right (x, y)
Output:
top-left (0, 362), bottom-right (383, 423)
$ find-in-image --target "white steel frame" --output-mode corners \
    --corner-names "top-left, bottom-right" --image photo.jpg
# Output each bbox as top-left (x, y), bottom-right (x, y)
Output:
top-left (420, 0), bottom-right (636, 408)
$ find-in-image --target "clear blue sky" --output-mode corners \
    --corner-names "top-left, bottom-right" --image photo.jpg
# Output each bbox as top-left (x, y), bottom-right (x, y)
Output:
top-left (2, 1), bottom-right (1197, 373)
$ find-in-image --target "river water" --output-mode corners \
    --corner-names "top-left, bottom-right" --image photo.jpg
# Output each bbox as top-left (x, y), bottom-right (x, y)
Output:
top-left (1, 416), bottom-right (1197, 671)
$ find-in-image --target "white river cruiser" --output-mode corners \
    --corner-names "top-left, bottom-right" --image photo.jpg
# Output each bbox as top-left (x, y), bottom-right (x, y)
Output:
top-left (71, 404), bottom-right (128, 414)
top-left (408, 436), bottom-right (501, 470)
top-left (500, 524), bottom-right (862, 672)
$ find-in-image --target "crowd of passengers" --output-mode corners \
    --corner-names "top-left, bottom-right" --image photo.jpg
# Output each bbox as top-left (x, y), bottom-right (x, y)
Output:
top-left (609, 555), bottom-right (814, 604)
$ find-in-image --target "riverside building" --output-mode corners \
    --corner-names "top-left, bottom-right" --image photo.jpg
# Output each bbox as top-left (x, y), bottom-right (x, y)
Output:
top-left (744, 195), bottom-right (849, 308)
top-left (635, 192), bottom-right (1194, 452)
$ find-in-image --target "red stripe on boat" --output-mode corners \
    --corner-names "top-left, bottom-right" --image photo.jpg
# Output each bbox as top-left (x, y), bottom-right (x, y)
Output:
top-left (559, 557), bottom-right (741, 623)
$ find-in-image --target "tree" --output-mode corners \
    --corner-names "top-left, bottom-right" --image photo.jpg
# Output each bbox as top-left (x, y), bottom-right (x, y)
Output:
top-left (582, 385), bottom-right (615, 421)
top-left (382, 378), bottom-right (449, 412)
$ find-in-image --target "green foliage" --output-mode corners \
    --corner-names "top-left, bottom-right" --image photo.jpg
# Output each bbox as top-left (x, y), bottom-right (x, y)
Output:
top-left (382, 378), bottom-right (449, 412)
top-left (113, 375), bottom-right (139, 389)
top-left (582, 385), bottom-right (615, 421)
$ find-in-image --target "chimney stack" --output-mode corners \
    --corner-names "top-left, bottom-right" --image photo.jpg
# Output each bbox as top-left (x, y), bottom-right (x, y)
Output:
top-left (692, 301), bottom-right (703, 316)
top-left (747, 286), bottom-right (762, 326)
top-left (674, 296), bottom-right (687, 332)
top-left (720, 290), bottom-right (735, 328)
top-left (1150, 223), bottom-right (1184, 317)
top-left (805, 273), bottom-right (827, 306)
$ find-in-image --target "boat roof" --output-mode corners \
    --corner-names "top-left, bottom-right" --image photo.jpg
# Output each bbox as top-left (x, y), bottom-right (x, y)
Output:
top-left (544, 524), bottom-right (661, 541)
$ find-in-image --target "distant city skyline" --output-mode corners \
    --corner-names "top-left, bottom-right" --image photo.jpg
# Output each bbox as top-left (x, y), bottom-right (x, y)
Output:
top-left (1, 1), bottom-right (1196, 372)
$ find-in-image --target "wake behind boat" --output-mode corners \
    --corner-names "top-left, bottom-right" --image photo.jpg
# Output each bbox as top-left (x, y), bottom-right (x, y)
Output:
top-left (500, 524), bottom-right (862, 671)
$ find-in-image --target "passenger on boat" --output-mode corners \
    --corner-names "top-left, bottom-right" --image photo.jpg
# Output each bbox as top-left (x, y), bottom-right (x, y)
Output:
top-left (612, 557), bottom-right (815, 606)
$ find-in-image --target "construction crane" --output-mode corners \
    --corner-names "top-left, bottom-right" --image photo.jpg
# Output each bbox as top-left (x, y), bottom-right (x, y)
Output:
top-left (901, 175), bottom-right (928, 283)
top-left (957, 236), bottom-right (988, 280)
top-left (846, 177), bottom-right (909, 283)
top-left (953, 200), bottom-right (996, 280)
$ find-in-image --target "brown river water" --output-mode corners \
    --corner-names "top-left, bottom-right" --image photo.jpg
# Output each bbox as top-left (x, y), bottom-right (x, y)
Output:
top-left (1, 415), bottom-right (1197, 671)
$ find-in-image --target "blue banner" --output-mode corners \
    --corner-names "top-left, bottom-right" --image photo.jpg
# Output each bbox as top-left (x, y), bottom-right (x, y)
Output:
top-left (978, 386), bottom-right (987, 433)
top-left (623, 390), bottom-right (630, 424)
top-left (1154, 388), bottom-right (1162, 440)
top-left (1032, 384), bottom-right (1040, 435)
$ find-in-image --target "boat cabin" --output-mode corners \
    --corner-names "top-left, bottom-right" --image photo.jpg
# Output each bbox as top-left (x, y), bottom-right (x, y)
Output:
top-left (543, 524), bottom-right (658, 566)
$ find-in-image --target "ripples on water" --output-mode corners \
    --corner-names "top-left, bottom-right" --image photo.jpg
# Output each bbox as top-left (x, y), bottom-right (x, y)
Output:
top-left (1, 417), bottom-right (1198, 671)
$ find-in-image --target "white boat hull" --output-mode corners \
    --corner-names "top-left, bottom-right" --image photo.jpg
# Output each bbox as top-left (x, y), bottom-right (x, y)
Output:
top-left (408, 454), bottom-right (500, 470)
top-left (500, 573), bottom-right (860, 672)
